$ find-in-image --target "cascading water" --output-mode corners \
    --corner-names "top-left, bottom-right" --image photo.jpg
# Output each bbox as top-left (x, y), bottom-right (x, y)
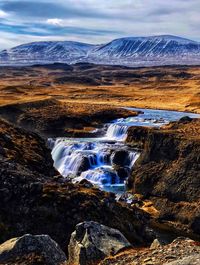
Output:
top-left (49, 108), bottom-right (200, 193)
top-left (78, 166), bottom-right (120, 186)
top-left (106, 124), bottom-right (129, 141)
top-left (128, 152), bottom-right (141, 168)
top-left (51, 136), bottom-right (136, 192)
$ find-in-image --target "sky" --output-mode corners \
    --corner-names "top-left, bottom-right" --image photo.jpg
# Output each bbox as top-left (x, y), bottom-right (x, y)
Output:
top-left (0, 0), bottom-right (200, 50)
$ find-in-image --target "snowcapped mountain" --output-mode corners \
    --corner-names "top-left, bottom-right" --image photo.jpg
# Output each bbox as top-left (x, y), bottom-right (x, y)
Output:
top-left (0, 41), bottom-right (95, 65)
top-left (88, 35), bottom-right (200, 66)
top-left (1, 35), bottom-right (200, 67)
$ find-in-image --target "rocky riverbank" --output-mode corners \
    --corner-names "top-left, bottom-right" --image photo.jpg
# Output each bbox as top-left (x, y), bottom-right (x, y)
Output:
top-left (0, 118), bottom-right (152, 264)
top-left (126, 117), bottom-right (200, 239)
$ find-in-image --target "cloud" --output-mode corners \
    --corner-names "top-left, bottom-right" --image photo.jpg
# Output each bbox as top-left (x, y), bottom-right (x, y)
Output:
top-left (0, 9), bottom-right (9, 18)
top-left (0, 0), bottom-right (111, 19)
top-left (1, 1), bottom-right (75, 18)
top-left (46, 19), bottom-right (63, 26)
top-left (0, 0), bottom-right (200, 50)
top-left (0, 20), bottom-right (121, 39)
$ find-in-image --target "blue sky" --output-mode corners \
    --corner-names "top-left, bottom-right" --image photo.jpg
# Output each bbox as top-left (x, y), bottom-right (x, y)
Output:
top-left (0, 0), bottom-right (199, 50)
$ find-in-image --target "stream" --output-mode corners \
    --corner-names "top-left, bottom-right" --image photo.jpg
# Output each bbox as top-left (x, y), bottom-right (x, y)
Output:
top-left (49, 108), bottom-right (200, 193)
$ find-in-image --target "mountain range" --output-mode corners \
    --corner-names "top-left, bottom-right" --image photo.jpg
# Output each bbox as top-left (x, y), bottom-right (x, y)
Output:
top-left (1, 35), bottom-right (200, 67)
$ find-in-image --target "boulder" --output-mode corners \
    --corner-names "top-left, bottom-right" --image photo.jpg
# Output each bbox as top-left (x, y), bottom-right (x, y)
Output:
top-left (77, 179), bottom-right (94, 188)
top-left (150, 238), bottom-right (163, 249)
top-left (0, 234), bottom-right (67, 265)
top-left (68, 221), bottom-right (131, 265)
top-left (100, 237), bottom-right (200, 265)
top-left (77, 156), bottom-right (91, 175)
top-left (111, 150), bottom-right (130, 167)
top-left (178, 116), bottom-right (193, 123)
top-left (116, 167), bottom-right (130, 181)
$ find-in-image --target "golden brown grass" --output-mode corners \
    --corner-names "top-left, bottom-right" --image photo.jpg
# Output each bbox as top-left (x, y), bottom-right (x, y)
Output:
top-left (0, 64), bottom-right (199, 113)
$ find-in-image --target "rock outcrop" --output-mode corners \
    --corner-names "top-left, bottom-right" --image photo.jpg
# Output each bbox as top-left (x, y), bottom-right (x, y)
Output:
top-left (68, 221), bottom-right (131, 265)
top-left (0, 99), bottom-right (138, 138)
top-left (101, 237), bottom-right (200, 265)
top-left (164, 255), bottom-right (200, 265)
top-left (0, 118), bottom-right (57, 181)
top-left (126, 118), bottom-right (200, 238)
top-left (0, 234), bottom-right (67, 265)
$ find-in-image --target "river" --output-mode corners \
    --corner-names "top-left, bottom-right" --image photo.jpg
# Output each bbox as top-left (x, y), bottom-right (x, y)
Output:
top-left (49, 108), bottom-right (200, 193)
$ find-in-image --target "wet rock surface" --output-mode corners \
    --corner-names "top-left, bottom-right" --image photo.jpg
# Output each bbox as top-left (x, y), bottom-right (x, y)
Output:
top-left (0, 234), bottom-right (67, 265)
top-left (68, 221), bottom-right (131, 265)
top-left (111, 150), bottom-right (130, 167)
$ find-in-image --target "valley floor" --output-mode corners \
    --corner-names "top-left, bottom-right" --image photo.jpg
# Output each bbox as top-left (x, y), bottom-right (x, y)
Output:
top-left (0, 64), bottom-right (199, 113)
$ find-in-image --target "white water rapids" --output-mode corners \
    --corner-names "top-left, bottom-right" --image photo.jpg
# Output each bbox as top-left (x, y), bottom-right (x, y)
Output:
top-left (49, 108), bottom-right (200, 193)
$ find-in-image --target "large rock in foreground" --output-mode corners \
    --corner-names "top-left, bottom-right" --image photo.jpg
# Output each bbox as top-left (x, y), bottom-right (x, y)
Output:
top-left (68, 221), bottom-right (131, 265)
top-left (0, 234), bottom-right (66, 265)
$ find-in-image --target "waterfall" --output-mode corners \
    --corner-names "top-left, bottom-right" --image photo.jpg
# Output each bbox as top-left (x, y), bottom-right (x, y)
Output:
top-left (88, 152), bottom-right (110, 168)
top-left (59, 153), bottom-right (84, 177)
top-left (51, 141), bottom-right (67, 169)
top-left (128, 152), bottom-right (140, 168)
top-left (51, 140), bottom-right (139, 190)
top-left (49, 113), bottom-right (144, 191)
top-left (50, 118), bottom-right (141, 191)
top-left (51, 141), bottom-right (86, 177)
top-left (49, 107), bottom-right (200, 192)
top-left (79, 166), bottom-right (120, 186)
top-left (50, 135), bottom-right (139, 188)
top-left (106, 124), bottom-right (129, 141)
top-left (51, 140), bottom-right (117, 179)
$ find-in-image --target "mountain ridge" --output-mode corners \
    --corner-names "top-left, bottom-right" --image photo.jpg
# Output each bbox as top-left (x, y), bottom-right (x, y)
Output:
top-left (1, 35), bottom-right (200, 67)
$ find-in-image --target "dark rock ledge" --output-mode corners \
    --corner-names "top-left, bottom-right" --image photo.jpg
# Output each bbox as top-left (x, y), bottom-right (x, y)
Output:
top-left (126, 118), bottom-right (200, 239)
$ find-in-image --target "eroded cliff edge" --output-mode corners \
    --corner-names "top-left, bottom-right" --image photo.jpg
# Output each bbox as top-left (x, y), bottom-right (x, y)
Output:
top-left (126, 117), bottom-right (200, 238)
